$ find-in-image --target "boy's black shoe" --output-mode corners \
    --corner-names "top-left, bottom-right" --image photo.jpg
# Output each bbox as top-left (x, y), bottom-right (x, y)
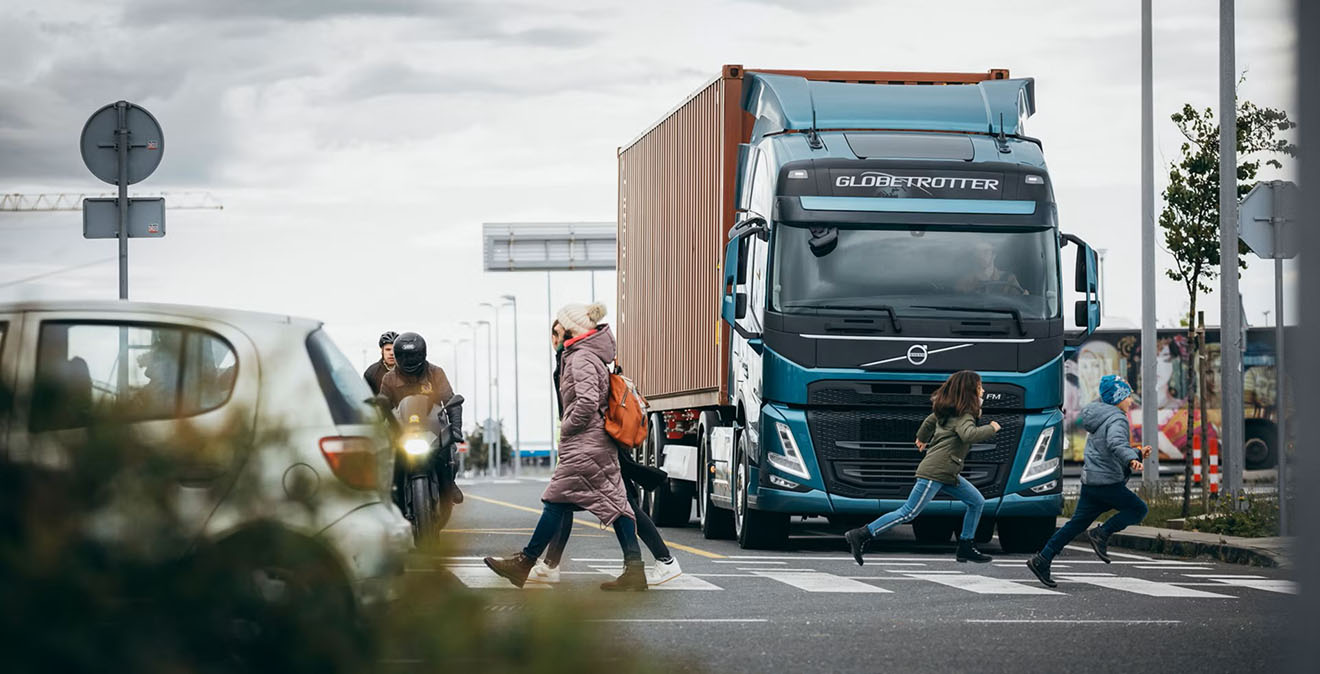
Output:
top-left (955, 538), bottom-right (993, 563)
top-left (1086, 527), bottom-right (1112, 563)
top-left (1026, 555), bottom-right (1058, 588)
top-left (844, 527), bottom-right (873, 566)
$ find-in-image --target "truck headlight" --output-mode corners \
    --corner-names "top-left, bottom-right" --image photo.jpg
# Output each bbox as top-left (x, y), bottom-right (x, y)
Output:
top-left (403, 436), bottom-right (431, 456)
top-left (1020, 426), bottom-right (1058, 484)
top-left (768, 422), bottom-right (812, 481)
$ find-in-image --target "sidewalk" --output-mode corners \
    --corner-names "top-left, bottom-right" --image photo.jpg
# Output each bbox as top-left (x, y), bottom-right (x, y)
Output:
top-left (1056, 517), bottom-right (1292, 568)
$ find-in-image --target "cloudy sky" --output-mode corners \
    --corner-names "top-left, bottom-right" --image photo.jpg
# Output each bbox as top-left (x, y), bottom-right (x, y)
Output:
top-left (0, 0), bottom-right (1299, 446)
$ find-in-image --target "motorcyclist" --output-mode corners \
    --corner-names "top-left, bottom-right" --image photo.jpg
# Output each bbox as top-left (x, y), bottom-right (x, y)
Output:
top-left (363, 331), bottom-right (399, 396)
top-left (380, 332), bottom-right (463, 504)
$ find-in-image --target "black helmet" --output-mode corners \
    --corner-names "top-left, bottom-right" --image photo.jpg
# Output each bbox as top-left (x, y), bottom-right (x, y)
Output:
top-left (379, 331), bottom-right (399, 348)
top-left (393, 332), bottom-right (427, 376)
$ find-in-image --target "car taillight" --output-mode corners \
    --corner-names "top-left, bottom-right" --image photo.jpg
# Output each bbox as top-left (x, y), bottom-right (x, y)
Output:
top-left (319, 436), bottom-right (380, 490)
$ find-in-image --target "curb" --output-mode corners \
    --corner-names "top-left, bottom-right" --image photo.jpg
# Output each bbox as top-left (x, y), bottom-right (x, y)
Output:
top-left (1055, 517), bottom-right (1290, 568)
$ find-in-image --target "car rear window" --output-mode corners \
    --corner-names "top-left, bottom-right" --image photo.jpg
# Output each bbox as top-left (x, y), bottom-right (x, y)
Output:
top-left (306, 328), bottom-right (376, 425)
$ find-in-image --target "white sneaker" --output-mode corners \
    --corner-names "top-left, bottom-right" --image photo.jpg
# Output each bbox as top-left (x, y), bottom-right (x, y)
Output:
top-left (646, 558), bottom-right (682, 586)
top-left (527, 559), bottom-right (560, 584)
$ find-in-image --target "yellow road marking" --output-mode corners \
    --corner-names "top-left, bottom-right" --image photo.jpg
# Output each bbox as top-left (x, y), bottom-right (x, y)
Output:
top-left (466, 493), bottom-right (727, 559)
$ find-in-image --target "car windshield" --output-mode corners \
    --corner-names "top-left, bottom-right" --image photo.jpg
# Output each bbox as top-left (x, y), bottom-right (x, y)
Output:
top-left (306, 328), bottom-right (378, 425)
top-left (771, 224), bottom-right (1060, 320)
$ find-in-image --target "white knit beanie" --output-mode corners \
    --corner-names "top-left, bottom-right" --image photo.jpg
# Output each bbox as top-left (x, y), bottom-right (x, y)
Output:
top-left (557, 302), bottom-right (607, 336)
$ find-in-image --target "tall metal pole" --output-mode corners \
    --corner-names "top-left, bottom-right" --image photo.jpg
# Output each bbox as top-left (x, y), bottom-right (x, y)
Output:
top-left (1218, 0), bottom-right (1246, 506)
top-left (1275, 255), bottom-right (1287, 534)
top-left (480, 319), bottom-right (494, 475)
top-left (547, 271), bottom-right (557, 469)
top-left (481, 303), bottom-right (502, 475)
top-left (115, 101), bottom-right (129, 300)
top-left (1141, 0), bottom-right (1160, 487)
top-left (503, 294), bottom-right (522, 477)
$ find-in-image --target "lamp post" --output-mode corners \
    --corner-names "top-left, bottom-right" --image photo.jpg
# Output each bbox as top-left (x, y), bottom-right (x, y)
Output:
top-left (477, 319), bottom-right (493, 475)
top-left (458, 321), bottom-right (481, 431)
top-left (501, 294), bottom-right (521, 477)
top-left (480, 302), bottom-right (502, 475)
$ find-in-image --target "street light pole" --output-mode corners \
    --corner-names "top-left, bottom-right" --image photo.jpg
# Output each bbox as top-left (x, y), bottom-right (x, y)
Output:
top-left (1141, 0), bottom-right (1160, 489)
top-left (477, 319), bottom-right (494, 475)
top-left (502, 294), bottom-right (521, 477)
top-left (1218, 0), bottom-right (1246, 506)
top-left (480, 303), bottom-right (502, 475)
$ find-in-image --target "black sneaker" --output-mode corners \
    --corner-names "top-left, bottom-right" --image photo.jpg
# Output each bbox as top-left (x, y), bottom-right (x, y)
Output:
top-left (844, 527), bottom-right (872, 566)
top-left (1086, 527), bottom-right (1111, 563)
top-left (1026, 555), bottom-right (1058, 588)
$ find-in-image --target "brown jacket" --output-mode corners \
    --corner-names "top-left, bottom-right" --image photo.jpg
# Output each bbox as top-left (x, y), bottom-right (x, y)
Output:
top-left (379, 363), bottom-right (454, 411)
top-left (541, 325), bottom-right (633, 526)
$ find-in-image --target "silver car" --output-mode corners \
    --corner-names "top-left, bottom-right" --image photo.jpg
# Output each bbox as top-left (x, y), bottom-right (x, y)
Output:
top-left (0, 300), bottom-right (413, 611)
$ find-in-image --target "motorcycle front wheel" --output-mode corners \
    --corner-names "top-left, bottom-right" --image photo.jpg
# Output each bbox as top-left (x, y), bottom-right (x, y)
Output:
top-left (409, 475), bottom-right (453, 543)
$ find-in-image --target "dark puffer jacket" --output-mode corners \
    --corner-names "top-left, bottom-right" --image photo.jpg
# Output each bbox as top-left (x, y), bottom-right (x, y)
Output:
top-left (540, 325), bottom-right (633, 526)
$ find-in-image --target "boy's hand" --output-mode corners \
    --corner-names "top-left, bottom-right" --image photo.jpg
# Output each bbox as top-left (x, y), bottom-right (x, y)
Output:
top-left (915, 440), bottom-right (927, 452)
top-left (1140, 445), bottom-right (1153, 460)
top-left (989, 421), bottom-right (1002, 433)
top-left (1129, 459), bottom-right (1144, 472)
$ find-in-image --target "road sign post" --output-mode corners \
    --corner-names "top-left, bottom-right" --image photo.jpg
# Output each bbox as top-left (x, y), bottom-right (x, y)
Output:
top-left (1240, 180), bottom-right (1299, 534)
top-left (80, 101), bottom-right (165, 300)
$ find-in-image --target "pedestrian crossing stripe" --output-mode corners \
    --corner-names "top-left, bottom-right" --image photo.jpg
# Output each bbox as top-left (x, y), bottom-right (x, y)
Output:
top-left (449, 565), bottom-right (549, 589)
top-left (902, 572), bottom-right (1063, 596)
top-left (753, 571), bottom-right (892, 594)
top-left (1201, 578), bottom-right (1297, 594)
top-left (1057, 575), bottom-right (1234, 598)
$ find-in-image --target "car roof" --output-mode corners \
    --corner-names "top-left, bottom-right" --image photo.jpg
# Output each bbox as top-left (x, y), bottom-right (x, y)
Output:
top-left (0, 299), bottom-right (323, 331)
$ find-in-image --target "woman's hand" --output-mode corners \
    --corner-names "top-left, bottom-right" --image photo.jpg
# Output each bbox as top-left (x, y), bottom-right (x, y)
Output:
top-left (915, 440), bottom-right (927, 452)
top-left (989, 421), bottom-right (1002, 433)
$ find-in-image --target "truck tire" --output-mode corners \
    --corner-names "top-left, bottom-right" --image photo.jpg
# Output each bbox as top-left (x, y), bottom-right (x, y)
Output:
top-left (699, 421), bottom-right (735, 540)
top-left (911, 516), bottom-right (957, 545)
top-left (996, 516), bottom-right (1057, 554)
top-left (734, 438), bottom-right (788, 550)
top-left (1244, 420), bottom-right (1277, 470)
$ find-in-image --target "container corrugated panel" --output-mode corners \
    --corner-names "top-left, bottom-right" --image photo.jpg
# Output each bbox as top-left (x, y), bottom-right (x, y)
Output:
top-left (617, 69), bottom-right (743, 410)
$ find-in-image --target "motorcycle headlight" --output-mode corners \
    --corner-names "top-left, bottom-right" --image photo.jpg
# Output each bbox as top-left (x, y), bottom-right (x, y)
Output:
top-left (403, 436), bottom-right (431, 456)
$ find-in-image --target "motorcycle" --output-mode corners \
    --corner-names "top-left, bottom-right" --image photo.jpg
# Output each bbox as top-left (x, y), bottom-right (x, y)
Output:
top-left (392, 393), bottom-right (465, 541)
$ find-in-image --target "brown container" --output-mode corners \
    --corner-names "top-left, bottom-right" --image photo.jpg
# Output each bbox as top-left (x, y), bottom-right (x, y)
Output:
top-left (616, 65), bottom-right (1008, 411)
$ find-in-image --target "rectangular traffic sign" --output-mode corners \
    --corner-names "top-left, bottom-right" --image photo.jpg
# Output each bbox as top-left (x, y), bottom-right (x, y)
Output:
top-left (82, 197), bottom-right (166, 239)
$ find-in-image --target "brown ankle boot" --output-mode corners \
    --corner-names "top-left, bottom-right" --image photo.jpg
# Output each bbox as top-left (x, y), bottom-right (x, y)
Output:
top-left (600, 562), bottom-right (648, 591)
top-left (484, 552), bottom-right (536, 588)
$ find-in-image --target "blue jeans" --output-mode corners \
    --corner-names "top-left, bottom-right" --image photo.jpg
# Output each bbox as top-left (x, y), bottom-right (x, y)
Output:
top-left (545, 479), bottom-right (670, 566)
top-left (865, 476), bottom-right (985, 541)
top-left (1038, 482), bottom-right (1149, 562)
top-left (522, 501), bottom-right (642, 564)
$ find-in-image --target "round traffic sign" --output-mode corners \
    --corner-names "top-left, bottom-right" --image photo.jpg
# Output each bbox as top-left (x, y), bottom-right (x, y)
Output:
top-left (79, 101), bottom-right (164, 185)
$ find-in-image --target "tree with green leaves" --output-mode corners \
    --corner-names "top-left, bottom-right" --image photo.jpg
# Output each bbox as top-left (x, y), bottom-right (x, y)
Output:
top-left (1159, 93), bottom-right (1295, 516)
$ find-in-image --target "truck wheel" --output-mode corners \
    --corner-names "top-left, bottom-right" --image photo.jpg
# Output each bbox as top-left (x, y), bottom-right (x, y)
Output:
top-left (734, 434), bottom-right (788, 550)
top-left (1244, 420), bottom-right (1277, 470)
top-left (699, 424), bottom-right (734, 540)
top-left (996, 516), bottom-right (1057, 554)
top-left (911, 517), bottom-right (957, 545)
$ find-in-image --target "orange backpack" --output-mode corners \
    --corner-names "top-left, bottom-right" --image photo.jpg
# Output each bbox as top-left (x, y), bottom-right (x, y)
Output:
top-left (604, 364), bottom-right (649, 449)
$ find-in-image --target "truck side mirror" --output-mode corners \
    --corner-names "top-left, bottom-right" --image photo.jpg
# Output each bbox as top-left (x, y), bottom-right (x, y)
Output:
top-left (735, 292), bottom-right (749, 319)
top-left (1063, 233), bottom-right (1101, 345)
top-left (1074, 300), bottom-right (1092, 328)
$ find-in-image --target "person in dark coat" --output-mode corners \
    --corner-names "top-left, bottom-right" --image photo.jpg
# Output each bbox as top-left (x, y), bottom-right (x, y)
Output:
top-left (484, 303), bottom-right (647, 591)
top-left (363, 331), bottom-right (398, 396)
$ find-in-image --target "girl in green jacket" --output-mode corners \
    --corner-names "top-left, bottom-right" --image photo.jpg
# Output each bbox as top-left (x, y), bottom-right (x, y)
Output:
top-left (844, 370), bottom-right (1001, 565)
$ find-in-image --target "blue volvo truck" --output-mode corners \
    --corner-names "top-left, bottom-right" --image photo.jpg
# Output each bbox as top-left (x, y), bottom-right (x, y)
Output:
top-left (617, 65), bottom-right (1100, 550)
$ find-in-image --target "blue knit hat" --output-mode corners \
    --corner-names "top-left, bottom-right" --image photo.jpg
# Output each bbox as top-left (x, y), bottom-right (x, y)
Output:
top-left (1099, 374), bottom-right (1133, 405)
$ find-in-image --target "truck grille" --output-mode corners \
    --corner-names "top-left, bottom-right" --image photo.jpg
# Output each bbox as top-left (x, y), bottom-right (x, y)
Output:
top-left (805, 409), bottom-right (1024, 500)
top-left (807, 381), bottom-right (1025, 410)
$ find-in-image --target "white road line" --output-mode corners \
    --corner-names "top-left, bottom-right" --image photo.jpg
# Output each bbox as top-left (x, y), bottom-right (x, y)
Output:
top-left (1062, 545), bottom-right (1153, 560)
top-left (890, 569), bottom-right (963, 575)
top-left (1203, 578), bottom-right (1298, 594)
top-left (714, 560), bottom-right (786, 565)
top-left (754, 571), bottom-right (892, 593)
top-left (586, 567), bottom-right (724, 591)
top-left (1051, 572), bottom-right (1116, 577)
top-left (586, 619), bottom-right (768, 623)
top-left (903, 573), bottom-right (1063, 595)
top-left (724, 556), bottom-right (949, 562)
top-left (967, 619), bottom-right (1181, 625)
top-left (691, 573), bottom-right (758, 578)
top-left (1135, 566), bottom-right (1213, 570)
top-left (1058, 575), bottom-right (1234, 598)
top-left (1183, 574), bottom-right (1268, 579)
top-left (449, 566), bottom-right (549, 590)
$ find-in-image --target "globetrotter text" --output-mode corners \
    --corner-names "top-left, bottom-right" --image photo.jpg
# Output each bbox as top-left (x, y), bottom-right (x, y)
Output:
top-left (835, 173), bottom-right (1001, 191)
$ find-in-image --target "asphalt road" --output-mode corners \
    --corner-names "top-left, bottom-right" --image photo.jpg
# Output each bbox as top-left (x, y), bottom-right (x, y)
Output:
top-left (409, 477), bottom-right (1293, 674)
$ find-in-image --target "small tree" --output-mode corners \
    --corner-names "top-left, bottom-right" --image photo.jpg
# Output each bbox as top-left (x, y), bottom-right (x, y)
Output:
top-left (1159, 91), bottom-right (1294, 516)
top-left (465, 424), bottom-right (513, 474)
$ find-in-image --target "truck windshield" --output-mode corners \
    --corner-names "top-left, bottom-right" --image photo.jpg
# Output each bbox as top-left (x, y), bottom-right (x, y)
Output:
top-left (771, 225), bottom-right (1060, 320)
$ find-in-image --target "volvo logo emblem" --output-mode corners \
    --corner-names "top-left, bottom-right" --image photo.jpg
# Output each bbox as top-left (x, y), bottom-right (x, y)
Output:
top-left (906, 344), bottom-right (929, 365)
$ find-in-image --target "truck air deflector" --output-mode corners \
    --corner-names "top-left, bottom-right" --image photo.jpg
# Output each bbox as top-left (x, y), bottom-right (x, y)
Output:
top-left (798, 196), bottom-right (1036, 215)
top-left (742, 73), bottom-right (1036, 143)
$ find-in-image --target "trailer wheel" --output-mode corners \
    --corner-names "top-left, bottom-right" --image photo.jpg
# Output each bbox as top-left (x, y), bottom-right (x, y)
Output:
top-left (1244, 420), bottom-right (1277, 470)
top-left (996, 516), bottom-right (1057, 554)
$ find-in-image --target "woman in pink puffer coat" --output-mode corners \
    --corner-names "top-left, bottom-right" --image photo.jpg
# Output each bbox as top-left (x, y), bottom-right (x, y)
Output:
top-left (484, 303), bottom-right (646, 591)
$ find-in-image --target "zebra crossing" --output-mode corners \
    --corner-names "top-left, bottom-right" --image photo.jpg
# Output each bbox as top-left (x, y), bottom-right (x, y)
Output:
top-left (430, 557), bottom-right (1292, 599)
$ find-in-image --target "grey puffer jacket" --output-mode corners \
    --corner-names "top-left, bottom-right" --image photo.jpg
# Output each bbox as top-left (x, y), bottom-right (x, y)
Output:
top-left (540, 325), bottom-right (634, 527)
top-left (1080, 402), bottom-right (1141, 486)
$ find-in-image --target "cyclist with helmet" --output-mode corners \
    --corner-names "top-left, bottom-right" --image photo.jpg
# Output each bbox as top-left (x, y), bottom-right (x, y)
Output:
top-left (364, 331), bottom-right (399, 396)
